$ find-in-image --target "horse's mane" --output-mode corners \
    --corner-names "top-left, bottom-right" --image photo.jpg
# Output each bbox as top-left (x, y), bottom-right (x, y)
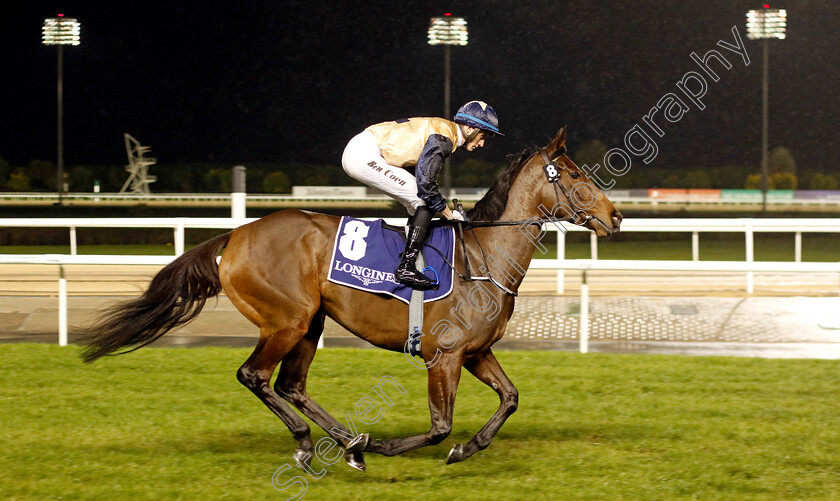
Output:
top-left (467, 146), bottom-right (539, 222)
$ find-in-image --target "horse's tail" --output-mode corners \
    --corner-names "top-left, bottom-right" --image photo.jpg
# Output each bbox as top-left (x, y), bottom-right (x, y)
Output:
top-left (80, 231), bottom-right (232, 363)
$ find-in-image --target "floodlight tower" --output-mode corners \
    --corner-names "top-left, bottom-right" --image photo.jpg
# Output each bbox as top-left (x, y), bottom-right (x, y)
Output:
top-left (42, 14), bottom-right (81, 205)
top-left (746, 6), bottom-right (786, 211)
top-left (428, 14), bottom-right (468, 198)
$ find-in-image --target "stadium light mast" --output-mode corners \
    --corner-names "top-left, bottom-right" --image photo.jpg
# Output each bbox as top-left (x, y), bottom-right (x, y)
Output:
top-left (746, 6), bottom-right (786, 212)
top-left (42, 14), bottom-right (81, 206)
top-left (428, 13), bottom-right (468, 198)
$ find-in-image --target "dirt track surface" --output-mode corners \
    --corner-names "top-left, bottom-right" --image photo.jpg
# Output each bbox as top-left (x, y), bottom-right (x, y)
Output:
top-left (1, 264), bottom-right (838, 358)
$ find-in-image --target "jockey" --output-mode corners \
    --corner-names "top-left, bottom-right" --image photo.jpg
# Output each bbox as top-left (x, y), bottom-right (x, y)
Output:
top-left (342, 101), bottom-right (503, 290)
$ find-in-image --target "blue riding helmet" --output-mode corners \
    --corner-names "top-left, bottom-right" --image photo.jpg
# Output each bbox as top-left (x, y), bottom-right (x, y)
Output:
top-left (453, 101), bottom-right (504, 136)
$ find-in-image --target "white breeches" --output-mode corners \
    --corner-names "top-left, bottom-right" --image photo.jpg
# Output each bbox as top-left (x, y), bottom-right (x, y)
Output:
top-left (341, 130), bottom-right (425, 215)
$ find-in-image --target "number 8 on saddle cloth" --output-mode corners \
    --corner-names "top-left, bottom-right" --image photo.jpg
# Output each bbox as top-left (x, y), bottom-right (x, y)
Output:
top-left (327, 216), bottom-right (456, 304)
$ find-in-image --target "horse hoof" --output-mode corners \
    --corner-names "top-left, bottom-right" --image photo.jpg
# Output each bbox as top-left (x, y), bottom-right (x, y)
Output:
top-left (345, 451), bottom-right (366, 472)
top-left (293, 448), bottom-right (312, 468)
top-left (446, 443), bottom-right (465, 464)
top-left (346, 433), bottom-right (369, 453)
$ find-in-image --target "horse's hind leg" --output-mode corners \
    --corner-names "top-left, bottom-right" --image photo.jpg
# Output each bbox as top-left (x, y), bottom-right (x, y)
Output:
top-left (274, 311), bottom-right (367, 471)
top-left (236, 328), bottom-right (314, 466)
top-left (445, 349), bottom-right (518, 464)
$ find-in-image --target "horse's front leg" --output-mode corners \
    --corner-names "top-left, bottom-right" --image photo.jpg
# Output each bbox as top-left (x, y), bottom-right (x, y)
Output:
top-left (445, 349), bottom-right (518, 464)
top-left (353, 354), bottom-right (463, 457)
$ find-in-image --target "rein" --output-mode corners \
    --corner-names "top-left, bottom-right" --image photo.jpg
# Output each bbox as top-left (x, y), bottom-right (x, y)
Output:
top-left (426, 147), bottom-right (587, 296)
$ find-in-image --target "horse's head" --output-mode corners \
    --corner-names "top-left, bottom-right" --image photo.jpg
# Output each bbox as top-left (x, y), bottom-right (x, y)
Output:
top-left (532, 127), bottom-right (622, 236)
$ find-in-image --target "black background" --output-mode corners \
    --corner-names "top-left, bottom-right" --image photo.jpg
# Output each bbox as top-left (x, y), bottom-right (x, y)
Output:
top-left (3, 1), bottom-right (838, 174)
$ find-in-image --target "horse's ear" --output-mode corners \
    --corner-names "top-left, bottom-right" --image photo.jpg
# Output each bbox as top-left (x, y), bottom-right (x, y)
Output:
top-left (549, 126), bottom-right (568, 154)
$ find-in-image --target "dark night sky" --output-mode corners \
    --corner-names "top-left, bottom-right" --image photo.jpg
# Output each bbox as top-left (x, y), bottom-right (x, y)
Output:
top-left (3, 1), bottom-right (839, 180)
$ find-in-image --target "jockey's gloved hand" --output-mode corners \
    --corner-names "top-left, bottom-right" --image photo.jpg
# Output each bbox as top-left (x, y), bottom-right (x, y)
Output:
top-left (449, 198), bottom-right (469, 222)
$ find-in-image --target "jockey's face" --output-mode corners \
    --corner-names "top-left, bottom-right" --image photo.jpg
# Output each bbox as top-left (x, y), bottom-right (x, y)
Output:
top-left (464, 126), bottom-right (487, 151)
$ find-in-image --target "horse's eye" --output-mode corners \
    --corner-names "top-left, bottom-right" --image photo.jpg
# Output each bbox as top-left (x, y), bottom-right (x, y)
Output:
top-left (571, 172), bottom-right (581, 179)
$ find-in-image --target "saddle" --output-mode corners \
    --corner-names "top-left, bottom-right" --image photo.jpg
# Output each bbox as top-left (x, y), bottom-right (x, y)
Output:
top-left (327, 216), bottom-right (455, 304)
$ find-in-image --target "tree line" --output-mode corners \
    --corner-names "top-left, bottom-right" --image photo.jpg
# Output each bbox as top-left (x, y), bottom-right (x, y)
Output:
top-left (573, 141), bottom-right (837, 191)
top-left (0, 157), bottom-right (506, 194)
top-left (1, 143), bottom-right (836, 194)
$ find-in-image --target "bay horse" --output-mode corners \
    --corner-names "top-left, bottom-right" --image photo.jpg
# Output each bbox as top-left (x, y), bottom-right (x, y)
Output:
top-left (81, 127), bottom-right (621, 470)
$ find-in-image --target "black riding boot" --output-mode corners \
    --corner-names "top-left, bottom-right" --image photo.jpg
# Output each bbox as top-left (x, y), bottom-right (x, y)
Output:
top-left (396, 207), bottom-right (436, 290)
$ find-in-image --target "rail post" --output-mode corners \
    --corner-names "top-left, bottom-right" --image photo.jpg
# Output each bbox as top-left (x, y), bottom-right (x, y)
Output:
top-left (579, 270), bottom-right (589, 353)
top-left (174, 223), bottom-right (185, 256)
top-left (692, 231), bottom-right (699, 261)
top-left (745, 220), bottom-right (754, 294)
top-left (231, 165), bottom-right (247, 219)
top-left (58, 264), bottom-right (68, 346)
top-left (69, 226), bottom-right (77, 255)
top-left (556, 229), bottom-right (566, 294)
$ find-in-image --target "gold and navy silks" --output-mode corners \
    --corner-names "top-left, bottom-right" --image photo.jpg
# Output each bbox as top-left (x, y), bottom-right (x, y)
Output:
top-left (365, 117), bottom-right (460, 213)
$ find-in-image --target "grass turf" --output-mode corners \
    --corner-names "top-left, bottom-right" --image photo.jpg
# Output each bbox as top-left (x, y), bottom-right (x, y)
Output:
top-left (1, 344), bottom-right (839, 500)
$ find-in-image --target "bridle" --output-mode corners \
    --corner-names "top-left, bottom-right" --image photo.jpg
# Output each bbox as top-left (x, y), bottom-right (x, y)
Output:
top-left (537, 148), bottom-right (595, 226)
top-left (427, 147), bottom-right (598, 296)
top-left (447, 146), bottom-right (592, 228)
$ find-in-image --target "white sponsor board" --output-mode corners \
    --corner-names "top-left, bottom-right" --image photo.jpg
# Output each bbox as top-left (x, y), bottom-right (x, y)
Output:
top-left (291, 186), bottom-right (367, 197)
